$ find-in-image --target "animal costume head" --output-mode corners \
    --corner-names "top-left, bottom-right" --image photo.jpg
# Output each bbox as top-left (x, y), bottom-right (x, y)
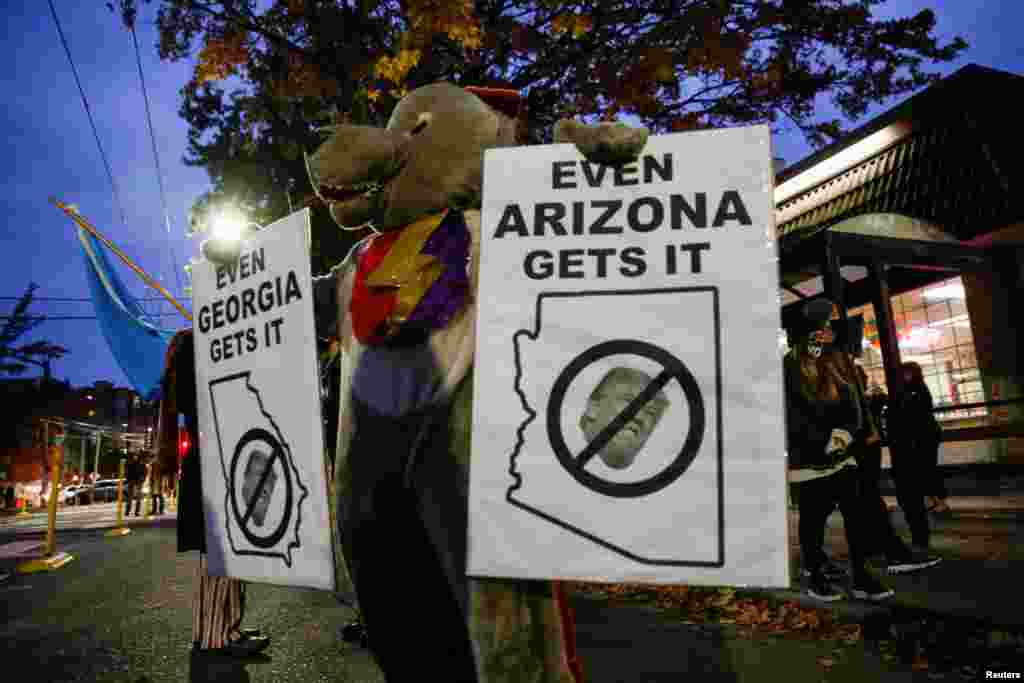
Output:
top-left (303, 82), bottom-right (648, 232)
top-left (202, 82), bottom-right (648, 267)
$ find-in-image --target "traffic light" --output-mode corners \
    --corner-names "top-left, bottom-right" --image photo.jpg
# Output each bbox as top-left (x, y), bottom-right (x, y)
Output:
top-left (178, 427), bottom-right (191, 458)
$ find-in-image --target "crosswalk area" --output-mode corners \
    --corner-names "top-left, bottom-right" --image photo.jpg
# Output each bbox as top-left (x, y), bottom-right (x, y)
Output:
top-left (0, 503), bottom-right (175, 535)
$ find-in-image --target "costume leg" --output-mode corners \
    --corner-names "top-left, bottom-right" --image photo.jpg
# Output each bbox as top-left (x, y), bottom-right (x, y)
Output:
top-left (351, 478), bottom-right (476, 682)
top-left (345, 399), bottom-right (476, 682)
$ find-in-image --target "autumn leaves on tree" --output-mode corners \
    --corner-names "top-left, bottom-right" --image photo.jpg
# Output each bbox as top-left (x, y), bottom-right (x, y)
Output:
top-left (112, 0), bottom-right (965, 267)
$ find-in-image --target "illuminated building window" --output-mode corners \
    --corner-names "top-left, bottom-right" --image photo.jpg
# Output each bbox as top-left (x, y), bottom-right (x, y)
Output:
top-left (851, 275), bottom-right (984, 423)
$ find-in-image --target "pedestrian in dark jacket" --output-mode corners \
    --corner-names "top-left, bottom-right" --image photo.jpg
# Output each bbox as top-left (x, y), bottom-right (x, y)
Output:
top-left (889, 362), bottom-right (947, 548)
top-left (784, 298), bottom-right (894, 603)
top-left (843, 361), bottom-right (940, 574)
top-left (123, 454), bottom-right (145, 517)
top-left (159, 329), bottom-right (269, 657)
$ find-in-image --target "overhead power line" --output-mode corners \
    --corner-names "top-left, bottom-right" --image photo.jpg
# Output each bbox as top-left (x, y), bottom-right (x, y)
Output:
top-left (0, 296), bottom-right (168, 302)
top-left (128, 19), bottom-right (184, 298)
top-left (46, 0), bottom-right (128, 226)
top-left (0, 314), bottom-right (182, 321)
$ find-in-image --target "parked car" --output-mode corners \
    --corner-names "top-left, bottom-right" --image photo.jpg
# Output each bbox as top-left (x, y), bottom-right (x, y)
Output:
top-left (61, 485), bottom-right (93, 504)
top-left (91, 479), bottom-right (126, 503)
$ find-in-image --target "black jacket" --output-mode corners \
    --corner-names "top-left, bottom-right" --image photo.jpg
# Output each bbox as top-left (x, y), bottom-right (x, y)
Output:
top-left (889, 383), bottom-right (940, 448)
top-left (126, 461), bottom-right (146, 485)
top-left (165, 332), bottom-right (206, 554)
top-left (783, 351), bottom-right (862, 470)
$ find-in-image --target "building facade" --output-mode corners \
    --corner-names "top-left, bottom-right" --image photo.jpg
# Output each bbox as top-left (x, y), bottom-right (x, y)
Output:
top-left (0, 377), bottom-right (157, 506)
top-left (775, 63), bottom-right (1024, 465)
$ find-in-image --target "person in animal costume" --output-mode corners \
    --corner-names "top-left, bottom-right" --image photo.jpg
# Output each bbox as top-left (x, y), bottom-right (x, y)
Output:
top-left (202, 82), bottom-right (648, 682)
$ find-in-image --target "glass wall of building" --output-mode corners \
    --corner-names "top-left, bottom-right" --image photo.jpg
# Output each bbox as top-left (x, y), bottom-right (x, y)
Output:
top-left (851, 275), bottom-right (986, 423)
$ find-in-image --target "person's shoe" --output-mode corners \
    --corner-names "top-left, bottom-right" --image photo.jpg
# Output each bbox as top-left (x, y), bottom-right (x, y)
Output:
top-left (219, 634), bottom-right (270, 657)
top-left (886, 547), bottom-right (941, 575)
top-left (850, 573), bottom-right (895, 601)
top-left (805, 570), bottom-right (845, 602)
top-left (800, 559), bottom-right (847, 581)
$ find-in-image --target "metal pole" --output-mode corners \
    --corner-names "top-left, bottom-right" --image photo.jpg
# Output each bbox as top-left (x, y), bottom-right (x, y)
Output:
top-left (116, 458), bottom-right (126, 527)
top-left (93, 432), bottom-right (102, 503)
top-left (868, 258), bottom-right (904, 398)
top-left (44, 435), bottom-right (64, 557)
top-left (78, 434), bottom-right (86, 503)
top-left (821, 234), bottom-right (851, 354)
top-left (49, 197), bottom-right (192, 322)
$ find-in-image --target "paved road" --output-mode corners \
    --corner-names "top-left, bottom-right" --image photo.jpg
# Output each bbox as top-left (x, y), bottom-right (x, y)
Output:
top-left (0, 523), bottom-right (942, 683)
top-left (1, 502), bottom-right (1021, 681)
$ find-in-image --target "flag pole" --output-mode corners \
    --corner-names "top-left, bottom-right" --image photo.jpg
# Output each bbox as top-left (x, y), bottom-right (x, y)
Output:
top-left (49, 197), bottom-right (193, 322)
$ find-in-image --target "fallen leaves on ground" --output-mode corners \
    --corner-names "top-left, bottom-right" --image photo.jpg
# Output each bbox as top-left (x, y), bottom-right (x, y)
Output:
top-left (564, 583), bottom-right (863, 643)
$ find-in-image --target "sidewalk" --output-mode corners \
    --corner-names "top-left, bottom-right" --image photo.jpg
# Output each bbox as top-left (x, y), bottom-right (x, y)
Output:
top-left (2, 496), bottom-right (1021, 681)
top-left (567, 494), bottom-right (1024, 681)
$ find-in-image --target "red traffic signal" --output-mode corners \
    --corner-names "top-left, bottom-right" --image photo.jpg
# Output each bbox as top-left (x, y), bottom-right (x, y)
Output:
top-left (178, 428), bottom-right (191, 458)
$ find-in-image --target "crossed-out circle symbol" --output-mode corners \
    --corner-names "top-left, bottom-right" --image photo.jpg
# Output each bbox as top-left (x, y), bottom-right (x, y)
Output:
top-left (546, 339), bottom-right (705, 498)
top-left (229, 428), bottom-right (293, 549)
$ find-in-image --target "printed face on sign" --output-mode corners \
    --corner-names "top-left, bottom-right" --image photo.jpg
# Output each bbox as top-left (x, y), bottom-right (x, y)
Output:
top-left (579, 367), bottom-right (670, 469)
top-left (241, 449), bottom-right (278, 527)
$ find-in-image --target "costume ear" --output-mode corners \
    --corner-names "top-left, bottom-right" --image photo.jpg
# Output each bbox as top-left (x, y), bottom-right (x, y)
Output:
top-left (554, 119), bottom-right (649, 165)
top-left (463, 86), bottom-right (523, 120)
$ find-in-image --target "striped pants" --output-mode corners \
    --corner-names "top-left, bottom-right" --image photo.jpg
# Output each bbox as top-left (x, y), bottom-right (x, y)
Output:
top-left (193, 554), bottom-right (246, 649)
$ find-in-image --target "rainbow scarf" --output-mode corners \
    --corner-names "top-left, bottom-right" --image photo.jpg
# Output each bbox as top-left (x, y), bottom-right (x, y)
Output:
top-left (351, 210), bottom-right (471, 345)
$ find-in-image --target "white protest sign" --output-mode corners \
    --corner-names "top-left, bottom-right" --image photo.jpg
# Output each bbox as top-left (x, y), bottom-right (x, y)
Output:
top-left (468, 126), bottom-right (789, 587)
top-left (192, 208), bottom-right (334, 591)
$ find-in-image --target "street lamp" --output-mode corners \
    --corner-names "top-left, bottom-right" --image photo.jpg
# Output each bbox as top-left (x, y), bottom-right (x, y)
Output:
top-left (199, 206), bottom-right (263, 265)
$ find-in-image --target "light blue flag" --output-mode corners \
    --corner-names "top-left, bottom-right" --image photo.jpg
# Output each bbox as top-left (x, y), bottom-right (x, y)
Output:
top-left (77, 227), bottom-right (179, 401)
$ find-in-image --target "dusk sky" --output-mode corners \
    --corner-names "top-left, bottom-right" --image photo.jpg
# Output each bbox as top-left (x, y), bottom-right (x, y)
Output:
top-left (1, 0), bottom-right (1021, 392)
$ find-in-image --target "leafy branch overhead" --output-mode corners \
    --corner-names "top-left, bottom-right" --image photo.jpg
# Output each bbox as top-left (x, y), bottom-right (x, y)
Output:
top-left (0, 283), bottom-right (69, 378)
top-left (113, 1), bottom-right (965, 266)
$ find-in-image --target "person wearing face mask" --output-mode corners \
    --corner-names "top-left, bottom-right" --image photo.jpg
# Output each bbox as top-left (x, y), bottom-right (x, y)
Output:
top-left (783, 299), bottom-right (894, 602)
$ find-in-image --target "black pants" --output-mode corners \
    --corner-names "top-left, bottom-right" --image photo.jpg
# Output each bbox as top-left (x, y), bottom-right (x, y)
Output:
top-left (924, 439), bottom-right (948, 499)
top-left (343, 398), bottom-right (477, 683)
top-left (795, 466), bottom-right (867, 576)
top-left (890, 446), bottom-right (931, 548)
top-left (854, 444), bottom-right (909, 559)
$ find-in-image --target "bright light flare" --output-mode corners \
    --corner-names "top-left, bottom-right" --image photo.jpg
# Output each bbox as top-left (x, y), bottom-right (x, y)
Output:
top-left (210, 208), bottom-right (248, 243)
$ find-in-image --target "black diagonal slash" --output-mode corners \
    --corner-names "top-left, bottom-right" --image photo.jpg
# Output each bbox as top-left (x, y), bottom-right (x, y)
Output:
top-left (574, 369), bottom-right (674, 470)
top-left (240, 446), bottom-right (281, 529)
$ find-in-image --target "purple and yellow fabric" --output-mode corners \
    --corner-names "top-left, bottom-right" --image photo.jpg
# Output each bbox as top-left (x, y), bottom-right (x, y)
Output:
top-left (350, 210), bottom-right (471, 345)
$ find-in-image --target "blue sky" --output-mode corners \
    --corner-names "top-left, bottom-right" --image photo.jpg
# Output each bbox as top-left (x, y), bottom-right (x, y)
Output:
top-left (1, 0), bottom-right (1021, 391)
